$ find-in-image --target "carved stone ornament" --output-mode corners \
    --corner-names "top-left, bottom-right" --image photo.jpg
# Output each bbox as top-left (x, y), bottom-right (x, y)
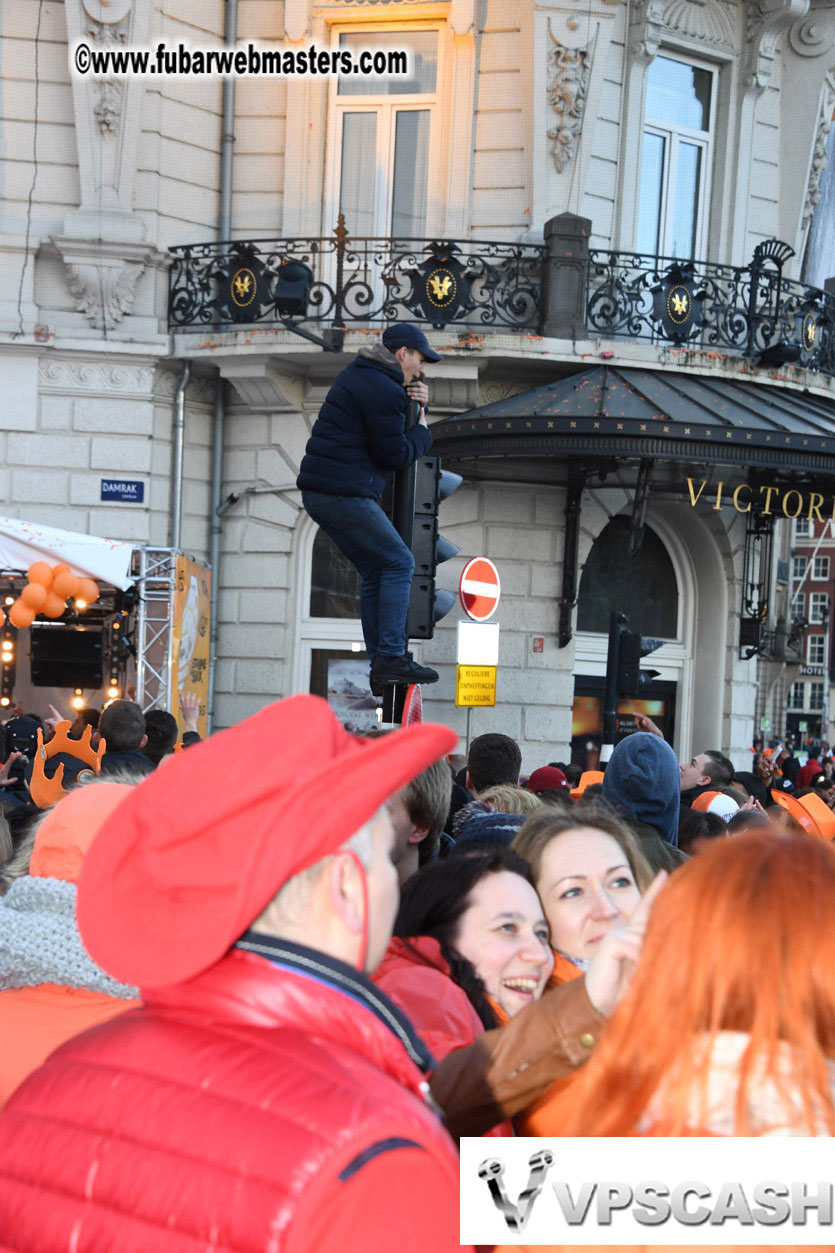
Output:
top-left (628, 0), bottom-right (667, 62)
top-left (547, 25), bottom-right (595, 174)
top-left (629, 0), bottom-right (735, 60)
top-left (478, 381), bottom-right (530, 405)
top-left (82, 0), bottom-right (133, 22)
top-left (51, 237), bottom-right (162, 330)
top-left (284, 0), bottom-right (312, 39)
top-left (660, 0), bottom-right (735, 51)
top-left (803, 71), bottom-right (835, 234)
top-left (93, 82), bottom-right (122, 134)
top-left (154, 370), bottom-right (218, 406)
top-left (746, 0), bottom-right (811, 89)
top-left (84, 19), bottom-right (128, 135)
top-left (39, 359), bottom-right (155, 395)
top-left (790, 9), bottom-right (835, 58)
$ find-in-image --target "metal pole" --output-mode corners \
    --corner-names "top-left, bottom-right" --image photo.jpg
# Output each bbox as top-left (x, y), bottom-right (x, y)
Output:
top-left (600, 610), bottom-right (626, 765)
top-left (206, 0), bottom-right (237, 733)
top-left (170, 361), bottom-right (190, 551)
top-left (825, 605), bottom-right (832, 745)
top-left (206, 382), bottom-right (224, 734)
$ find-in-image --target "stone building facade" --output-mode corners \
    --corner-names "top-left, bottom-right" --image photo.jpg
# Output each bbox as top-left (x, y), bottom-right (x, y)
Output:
top-left (4, 0), bottom-right (835, 769)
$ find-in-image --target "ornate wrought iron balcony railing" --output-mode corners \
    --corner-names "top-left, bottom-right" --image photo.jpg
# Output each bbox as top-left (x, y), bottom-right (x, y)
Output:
top-left (586, 239), bottom-right (835, 379)
top-left (168, 216), bottom-right (545, 337)
top-left (168, 220), bottom-right (835, 382)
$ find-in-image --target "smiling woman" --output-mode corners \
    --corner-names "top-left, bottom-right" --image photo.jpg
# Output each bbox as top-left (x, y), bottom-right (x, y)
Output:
top-left (373, 848), bottom-right (554, 1080)
top-left (512, 802), bottom-right (653, 980)
top-left (510, 802), bottom-right (655, 1137)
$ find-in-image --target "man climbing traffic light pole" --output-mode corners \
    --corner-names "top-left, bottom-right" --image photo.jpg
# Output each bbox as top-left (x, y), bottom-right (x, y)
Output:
top-left (297, 324), bottom-right (442, 696)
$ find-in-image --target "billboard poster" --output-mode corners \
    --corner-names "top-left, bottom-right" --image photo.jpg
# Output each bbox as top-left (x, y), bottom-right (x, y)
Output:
top-left (571, 681), bottom-right (676, 771)
top-left (171, 555), bottom-right (211, 738)
top-left (308, 649), bottom-right (381, 732)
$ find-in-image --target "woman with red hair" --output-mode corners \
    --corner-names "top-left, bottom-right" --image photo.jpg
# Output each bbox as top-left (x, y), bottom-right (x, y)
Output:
top-left (543, 832), bottom-right (835, 1137)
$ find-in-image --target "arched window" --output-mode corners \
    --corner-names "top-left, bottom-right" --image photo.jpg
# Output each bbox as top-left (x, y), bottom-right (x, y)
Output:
top-left (577, 517), bottom-right (678, 638)
top-left (309, 529), bottom-right (361, 618)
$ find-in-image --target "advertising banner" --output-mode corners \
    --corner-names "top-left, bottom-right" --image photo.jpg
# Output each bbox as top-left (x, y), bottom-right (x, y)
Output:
top-left (171, 555), bottom-right (211, 737)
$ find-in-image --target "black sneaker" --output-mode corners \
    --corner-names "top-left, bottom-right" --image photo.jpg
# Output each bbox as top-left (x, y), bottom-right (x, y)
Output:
top-left (370, 654), bottom-right (439, 696)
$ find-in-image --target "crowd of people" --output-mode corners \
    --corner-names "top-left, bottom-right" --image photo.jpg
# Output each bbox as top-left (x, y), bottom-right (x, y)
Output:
top-left (0, 690), bottom-right (828, 1250)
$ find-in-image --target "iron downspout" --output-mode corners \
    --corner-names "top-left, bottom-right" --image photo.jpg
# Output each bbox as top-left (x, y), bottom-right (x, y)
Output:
top-left (207, 0), bottom-right (237, 732)
top-left (171, 361), bottom-right (190, 550)
top-left (207, 384), bottom-right (224, 733)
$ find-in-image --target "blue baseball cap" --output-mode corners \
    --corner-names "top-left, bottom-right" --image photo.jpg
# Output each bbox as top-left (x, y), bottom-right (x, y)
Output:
top-left (382, 323), bottom-right (443, 362)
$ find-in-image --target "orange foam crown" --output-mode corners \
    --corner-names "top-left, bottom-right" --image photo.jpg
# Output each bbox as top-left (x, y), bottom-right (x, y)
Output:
top-left (28, 721), bottom-right (106, 809)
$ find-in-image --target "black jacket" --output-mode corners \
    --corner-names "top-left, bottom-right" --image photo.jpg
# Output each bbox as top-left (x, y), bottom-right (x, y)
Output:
top-left (296, 345), bottom-right (432, 498)
top-left (100, 749), bottom-right (155, 779)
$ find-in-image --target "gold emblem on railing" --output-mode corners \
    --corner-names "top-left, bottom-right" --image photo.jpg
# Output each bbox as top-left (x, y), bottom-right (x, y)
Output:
top-left (667, 286), bottom-right (691, 324)
top-left (427, 268), bottom-right (456, 307)
top-left (231, 267), bottom-right (256, 307)
top-left (802, 312), bottom-right (817, 350)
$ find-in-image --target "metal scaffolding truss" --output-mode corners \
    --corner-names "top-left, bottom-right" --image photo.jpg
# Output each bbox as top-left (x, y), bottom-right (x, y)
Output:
top-left (134, 547), bottom-right (178, 713)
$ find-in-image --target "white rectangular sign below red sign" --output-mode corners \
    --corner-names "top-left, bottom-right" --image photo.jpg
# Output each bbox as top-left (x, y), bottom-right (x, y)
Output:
top-left (459, 556), bottom-right (500, 621)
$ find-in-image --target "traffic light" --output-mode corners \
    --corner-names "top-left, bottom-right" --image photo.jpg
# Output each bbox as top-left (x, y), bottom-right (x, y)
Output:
top-left (617, 628), bottom-right (663, 698)
top-left (602, 611), bottom-right (663, 754)
top-left (391, 454), bottom-right (462, 640)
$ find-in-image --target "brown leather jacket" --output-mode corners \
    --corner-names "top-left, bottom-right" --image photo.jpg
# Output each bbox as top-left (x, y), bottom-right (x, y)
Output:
top-left (429, 975), bottom-right (604, 1138)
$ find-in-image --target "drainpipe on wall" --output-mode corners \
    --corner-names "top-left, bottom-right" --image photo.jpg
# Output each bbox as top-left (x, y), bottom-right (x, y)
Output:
top-left (170, 361), bottom-right (190, 550)
top-left (206, 0), bottom-right (238, 733)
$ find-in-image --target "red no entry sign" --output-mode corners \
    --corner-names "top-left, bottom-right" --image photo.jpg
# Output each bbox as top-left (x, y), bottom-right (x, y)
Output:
top-left (459, 556), bottom-right (501, 622)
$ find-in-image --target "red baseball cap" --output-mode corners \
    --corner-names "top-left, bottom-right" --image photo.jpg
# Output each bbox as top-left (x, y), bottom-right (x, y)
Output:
top-left (78, 694), bottom-right (457, 988)
top-left (527, 766), bottom-right (570, 794)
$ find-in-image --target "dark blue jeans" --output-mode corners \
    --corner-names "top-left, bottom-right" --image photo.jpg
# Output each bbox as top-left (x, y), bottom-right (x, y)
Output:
top-left (302, 492), bottom-right (414, 660)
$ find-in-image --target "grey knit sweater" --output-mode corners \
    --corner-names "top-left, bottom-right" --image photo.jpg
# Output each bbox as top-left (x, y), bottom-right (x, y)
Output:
top-left (0, 877), bottom-right (138, 999)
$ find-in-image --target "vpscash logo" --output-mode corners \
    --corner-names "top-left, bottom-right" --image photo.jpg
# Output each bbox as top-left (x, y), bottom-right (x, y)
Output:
top-left (461, 1139), bottom-right (835, 1245)
top-left (478, 1150), bottom-right (554, 1231)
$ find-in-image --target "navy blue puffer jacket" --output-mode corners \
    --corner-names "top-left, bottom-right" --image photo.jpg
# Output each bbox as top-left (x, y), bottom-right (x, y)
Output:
top-left (297, 345), bottom-right (432, 498)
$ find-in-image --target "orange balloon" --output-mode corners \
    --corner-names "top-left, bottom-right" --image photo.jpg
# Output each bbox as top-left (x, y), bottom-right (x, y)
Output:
top-left (51, 563), bottom-right (70, 579)
top-left (0, 609), bottom-right (6, 628)
top-left (42, 592), bottom-right (66, 620)
top-left (27, 561), bottom-right (53, 588)
top-left (76, 577), bottom-right (99, 604)
top-left (53, 571), bottom-right (80, 599)
top-left (9, 600), bottom-right (35, 629)
top-left (21, 582), bottom-right (48, 610)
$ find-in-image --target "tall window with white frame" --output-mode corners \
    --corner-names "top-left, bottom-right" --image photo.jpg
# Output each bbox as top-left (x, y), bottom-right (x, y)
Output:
top-left (330, 29), bottom-right (439, 239)
top-left (636, 55), bottom-right (715, 259)
top-left (811, 592), bottom-right (830, 624)
top-left (808, 634), bottom-right (826, 667)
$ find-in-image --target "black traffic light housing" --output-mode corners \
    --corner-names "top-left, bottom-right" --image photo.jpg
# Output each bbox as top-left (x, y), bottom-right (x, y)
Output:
top-left (617, 628), bottom-right (664, 698)
top-left (602, 611), bottom-right (663, 750)
top-left (390, 454), bottom-right (462, 641)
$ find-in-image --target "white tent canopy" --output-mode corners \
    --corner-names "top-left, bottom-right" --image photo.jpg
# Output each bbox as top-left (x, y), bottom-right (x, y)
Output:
top-left (0, 516), bottom-right (134, 592)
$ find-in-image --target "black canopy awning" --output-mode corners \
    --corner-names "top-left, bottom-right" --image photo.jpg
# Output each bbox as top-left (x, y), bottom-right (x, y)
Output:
top-left (430, 366), bottom-right (835, 483)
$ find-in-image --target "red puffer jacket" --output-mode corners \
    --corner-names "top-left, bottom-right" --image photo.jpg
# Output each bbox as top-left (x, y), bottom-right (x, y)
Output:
top-left (0, 938), bottom-right (469, 1253)
top-left (374, 936), bottom-right (512, 1137)
top-left (374, 936), bottom-right (486, 1060)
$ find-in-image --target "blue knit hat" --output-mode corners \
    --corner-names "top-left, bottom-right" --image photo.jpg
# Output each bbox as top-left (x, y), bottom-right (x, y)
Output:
top-left (454, 809), bottom-right (527, 848)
